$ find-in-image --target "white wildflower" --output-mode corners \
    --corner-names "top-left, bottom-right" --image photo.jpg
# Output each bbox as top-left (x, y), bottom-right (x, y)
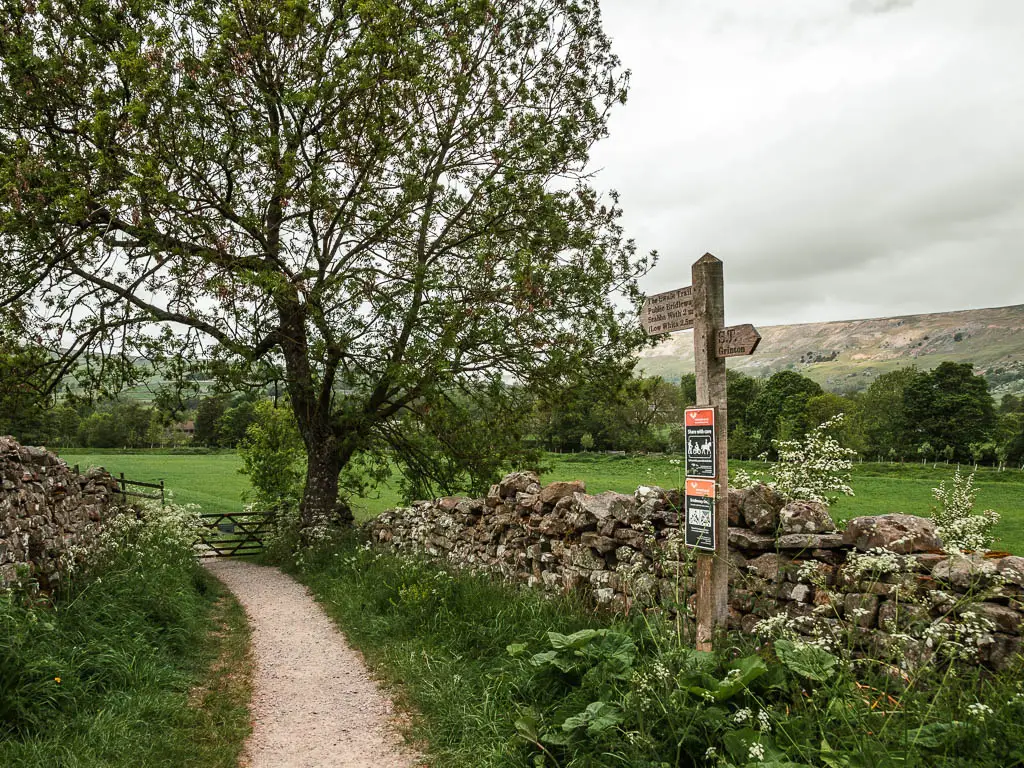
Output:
top-left (846, 548), bottom-right (905, 580)
top-left (967, 702), bottom-right (994, 720)
top-left (733, 707), bottom-right (752, 725)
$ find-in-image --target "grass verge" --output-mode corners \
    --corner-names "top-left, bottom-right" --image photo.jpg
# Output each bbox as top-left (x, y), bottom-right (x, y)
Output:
top-left (185, 581), bottom-right (254, 767)
top-left (0, 506), bottom-right (251, 767)
top-left (293, 535), bottom-right (1024, 768)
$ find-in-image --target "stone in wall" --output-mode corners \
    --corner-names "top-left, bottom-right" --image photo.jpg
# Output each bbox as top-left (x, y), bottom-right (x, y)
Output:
top-left (779, 501), bottom-right (836, 534)
top-left (736, 483), bottom-right (787, 533)
top-left (843, 514), bottom-right (943, 554)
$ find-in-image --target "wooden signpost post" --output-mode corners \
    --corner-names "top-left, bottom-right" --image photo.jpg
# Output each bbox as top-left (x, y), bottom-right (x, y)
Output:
top-left (640, 253), bottom-right (761, 651)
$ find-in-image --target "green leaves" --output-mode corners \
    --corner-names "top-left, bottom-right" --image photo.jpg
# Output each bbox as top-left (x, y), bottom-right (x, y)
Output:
top-left (528, 629), bottom-right (636, 679)
top-left (515, 700), bottom-right (623, 747)
top-left (773, 639), bottom-right (838, 683)
top-left (0, 0), bottom-right (647, 525)
top-left (560, 701), bottom-right (623, 737)
top-left (684, 654), bottom-right (769, 702)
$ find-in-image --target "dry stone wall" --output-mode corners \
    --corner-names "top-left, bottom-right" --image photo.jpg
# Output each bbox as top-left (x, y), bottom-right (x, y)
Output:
top-left (0, 436), bottom-right (120, 590)
top-left (367, 472), bottom-right (1024, 670)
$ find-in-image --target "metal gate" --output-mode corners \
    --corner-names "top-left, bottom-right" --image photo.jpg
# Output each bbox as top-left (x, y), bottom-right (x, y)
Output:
top-left (195, 511), bottom-right (271, 558)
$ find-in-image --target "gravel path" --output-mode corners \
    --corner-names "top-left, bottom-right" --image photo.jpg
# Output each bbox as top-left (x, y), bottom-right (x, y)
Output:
top-left (204, 559), bottom-right (422, 768)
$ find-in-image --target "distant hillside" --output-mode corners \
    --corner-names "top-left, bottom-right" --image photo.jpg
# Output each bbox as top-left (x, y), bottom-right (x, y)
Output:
top-left (636, 304), bottom-right (1024, 397)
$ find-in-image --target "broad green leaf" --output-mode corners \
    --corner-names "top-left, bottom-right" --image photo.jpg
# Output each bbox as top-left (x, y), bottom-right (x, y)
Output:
top-left (540, 729), bottom-right (572, 747)
top-left (560, 701), bottom-right (624, 736)
top-left (528, 650), bottom-right (576, 673)
top-left (906, 721), bottom-right (960, 749)
top-left (506, 642), bottom-right (529, 658)
top-left (713, 655), bottom-right (769, 700)
top-left (774, 639), bottom-right (837, 683)
top-left (547, 629), bottom-right (602, 650)
top-left (584, 631), bottom-right (637, 672)
top-left (513, 712), bottom-right (540, 742)
top-left (819, 737), bottom-right (850, 768)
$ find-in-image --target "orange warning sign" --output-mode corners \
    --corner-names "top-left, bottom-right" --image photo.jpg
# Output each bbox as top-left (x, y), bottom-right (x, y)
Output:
top-left (685, 478), bottom-right (715, 498)
top-left (685, 408), bottom-right (714, 427)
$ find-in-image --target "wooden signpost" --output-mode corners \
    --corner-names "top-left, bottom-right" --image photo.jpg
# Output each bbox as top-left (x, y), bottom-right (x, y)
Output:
top-left (641, 254), bottom-right (761, 652)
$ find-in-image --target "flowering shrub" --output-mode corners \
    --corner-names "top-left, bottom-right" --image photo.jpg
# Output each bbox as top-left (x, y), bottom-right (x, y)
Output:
top-left (771, 414), bottom-right (857, 504)
top-left (729, 416), bottom-right (857, 504)
top-left (931, 469), bottom-right (1000, 553)
top-left (731, 467), bottom-right (758, 490)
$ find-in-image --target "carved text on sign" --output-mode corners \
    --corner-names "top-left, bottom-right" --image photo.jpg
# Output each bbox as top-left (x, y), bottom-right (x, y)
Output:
top-left (716, 324), bottom-right (761, 357)
top-left (641, 286), bottom-right (694, 335)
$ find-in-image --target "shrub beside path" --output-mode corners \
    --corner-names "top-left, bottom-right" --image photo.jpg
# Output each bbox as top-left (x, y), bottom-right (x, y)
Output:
top-left (204, 559), bottom-right (422, 768)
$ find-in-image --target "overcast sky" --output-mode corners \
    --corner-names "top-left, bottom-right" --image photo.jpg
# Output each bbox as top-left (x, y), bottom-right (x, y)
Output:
top-left (590, 0), bottom-right (1024, 326)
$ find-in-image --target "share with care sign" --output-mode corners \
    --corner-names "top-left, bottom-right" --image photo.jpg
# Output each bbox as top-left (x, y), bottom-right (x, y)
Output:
top-left (684, 407), bottom-right (716, 478)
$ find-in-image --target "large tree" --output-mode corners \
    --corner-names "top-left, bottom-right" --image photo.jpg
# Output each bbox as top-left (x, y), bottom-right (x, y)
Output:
top-left (904, 362), bottom-right (996, 462)
top-left (746, 370), bottom-right (823, 454)
top-left (0, 0), bottom-right (650, 529)
top-left (858, 366), bottom-right (921, 460)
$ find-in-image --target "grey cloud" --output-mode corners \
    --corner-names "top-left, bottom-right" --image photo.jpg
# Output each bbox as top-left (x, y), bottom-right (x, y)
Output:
top-left (849, 0), bottom-right (917, 15)
top-left (593, 0), bottom-right (1024, 326)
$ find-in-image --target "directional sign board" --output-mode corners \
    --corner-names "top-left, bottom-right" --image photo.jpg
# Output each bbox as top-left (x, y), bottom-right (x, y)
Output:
top-left (685, 478), bottom-right (716, 551)
top-left (684, 407), bottom-right (716, 478)
top-left (641, 286), bottom-right (694, 335)
top-left (716, 324), bottom-right (762, 358)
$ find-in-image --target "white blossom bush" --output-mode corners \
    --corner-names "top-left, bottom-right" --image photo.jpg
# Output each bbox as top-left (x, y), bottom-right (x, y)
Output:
top-left (86, 499), bottom-right (203, 574)
top-left (770, 414), bottom-right (857, 504)
top-left (931, 469), bottom-right (1000, 554)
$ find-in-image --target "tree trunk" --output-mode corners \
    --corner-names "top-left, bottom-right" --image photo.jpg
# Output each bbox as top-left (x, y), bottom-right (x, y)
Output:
top-left (300, 437), bottom-right (343, 533)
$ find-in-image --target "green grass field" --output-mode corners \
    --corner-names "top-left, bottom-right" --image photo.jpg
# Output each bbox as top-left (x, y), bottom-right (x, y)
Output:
top-left (59, 449), bottom-right (1024, 553)
top-left (541, 454), bottom-right (1024, 554)
top-left (58, 450), bottom-right (251, 515)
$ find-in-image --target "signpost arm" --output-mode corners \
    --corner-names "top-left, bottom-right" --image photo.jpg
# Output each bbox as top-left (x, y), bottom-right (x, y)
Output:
top-left (692, 253), bottom-right (730, 650)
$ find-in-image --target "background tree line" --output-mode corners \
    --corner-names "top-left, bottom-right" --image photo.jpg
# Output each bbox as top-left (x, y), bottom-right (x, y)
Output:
top-left (3, 326), bottom-right (1023, 469)
top-left (0, 330), bottom-right (262, 448)
top-left (0, 389), bottom-right (262, 450)
top-left (527, 361), bottom-right (1024, 468)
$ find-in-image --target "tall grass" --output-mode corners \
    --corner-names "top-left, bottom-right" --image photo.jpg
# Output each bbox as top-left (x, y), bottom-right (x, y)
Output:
top-left (292, 536), bottom-right (1024, 768)
top-left (0, 503), bottom-right (250, 767)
